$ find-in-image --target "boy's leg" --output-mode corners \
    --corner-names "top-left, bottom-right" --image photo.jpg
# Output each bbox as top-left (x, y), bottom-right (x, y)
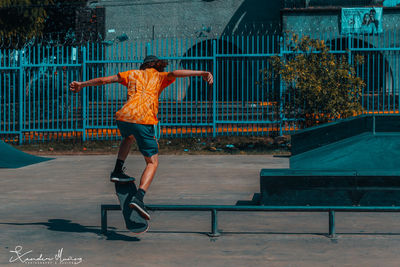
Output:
top-left (129, 154), bottom-right (158, 220)
top-left (110, 136), bottom-right (136, 182)
top-left (139, 154), bottom-right (159, 191)
top-left (117, 135), bottom-right (135, 161)
top-left (126, 123), bottom-right (158, 220)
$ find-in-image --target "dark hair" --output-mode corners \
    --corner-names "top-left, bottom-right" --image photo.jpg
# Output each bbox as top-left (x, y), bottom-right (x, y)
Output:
top-left (139, 60), bottom-right (168, 72)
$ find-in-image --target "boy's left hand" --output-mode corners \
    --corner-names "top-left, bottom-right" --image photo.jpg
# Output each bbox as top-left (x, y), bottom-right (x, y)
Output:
top-left (202, 72), bottom-right (214, 85)
top-left (69, 81), bottom-right (83, 93)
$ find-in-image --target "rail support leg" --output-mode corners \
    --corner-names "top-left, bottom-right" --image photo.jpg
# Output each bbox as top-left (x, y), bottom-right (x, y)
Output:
top-left (328, 210), bottom-right (336, 238)
top-left (208, 209), bottom-right (221, 237)
top-left (101, 206), bottom-right (108, 235)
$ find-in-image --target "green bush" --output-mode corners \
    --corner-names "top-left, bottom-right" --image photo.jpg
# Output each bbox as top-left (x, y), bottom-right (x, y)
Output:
top-left (265, 33), bottom-right (365, 127)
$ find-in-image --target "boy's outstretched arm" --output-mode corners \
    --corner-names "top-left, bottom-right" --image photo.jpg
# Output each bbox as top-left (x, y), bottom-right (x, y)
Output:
top-left (168, 70), bottom-right (213, 85)
top-left (69, 75), bottom-right (122, 93)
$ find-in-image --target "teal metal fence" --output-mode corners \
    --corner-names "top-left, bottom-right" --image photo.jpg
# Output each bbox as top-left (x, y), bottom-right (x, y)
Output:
top-left (0, 31), bottom-right (399, 143)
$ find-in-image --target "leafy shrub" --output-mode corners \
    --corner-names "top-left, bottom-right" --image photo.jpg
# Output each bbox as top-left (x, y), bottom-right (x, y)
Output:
top-left (265, 33), bottom-right (365, 127)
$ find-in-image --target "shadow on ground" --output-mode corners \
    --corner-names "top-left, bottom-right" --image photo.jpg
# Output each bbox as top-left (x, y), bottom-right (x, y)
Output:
top-left (235, 193), bottom-right (261, 206)
top-left (0, 219), bottom-right (140, 241)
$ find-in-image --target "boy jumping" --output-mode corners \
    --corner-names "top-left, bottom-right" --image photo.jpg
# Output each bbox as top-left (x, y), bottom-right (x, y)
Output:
top-left (69, 55), bottom-right (213, 220)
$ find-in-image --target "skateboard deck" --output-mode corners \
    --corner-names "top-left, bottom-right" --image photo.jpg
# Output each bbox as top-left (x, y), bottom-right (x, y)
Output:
top-left (114, 182), bottom-right (149, 234)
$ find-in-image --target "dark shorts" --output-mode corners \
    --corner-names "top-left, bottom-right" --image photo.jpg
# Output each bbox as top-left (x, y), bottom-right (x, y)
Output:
top-left (116, 120), bottom-right (159, 157)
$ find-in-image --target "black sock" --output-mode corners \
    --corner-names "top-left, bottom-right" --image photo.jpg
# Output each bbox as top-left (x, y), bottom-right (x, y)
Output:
top-left (135, 188), bottom-right (146, 202)
top-left (113, 159), bottom-right (124, 173)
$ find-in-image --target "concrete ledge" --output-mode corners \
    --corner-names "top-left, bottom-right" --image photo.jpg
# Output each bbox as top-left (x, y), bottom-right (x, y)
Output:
top-left (260, 169), bottom-right (400, 206)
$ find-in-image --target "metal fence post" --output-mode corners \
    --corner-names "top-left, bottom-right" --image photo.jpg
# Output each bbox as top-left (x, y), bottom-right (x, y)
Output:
top-left (279, 36), bottom-right (284, 136)
top-left (347, 33), bottom-right (352, 65)
top-left (212, 40), bottom-right (217, 137)
top-left (146, 42), bottom-right (151, 56)
top-left (373, 114), bottom-right (376, 135)
top-left (18, 50), bottom-right (24, 145)
top-left (82, 46), bottom-right (87, 142)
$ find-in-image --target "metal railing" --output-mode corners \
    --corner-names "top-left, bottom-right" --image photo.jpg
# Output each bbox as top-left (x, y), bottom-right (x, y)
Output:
top-left (1, 31), bottom-right (400, 143)
top-left (100, 204), bottom-right (400, 237)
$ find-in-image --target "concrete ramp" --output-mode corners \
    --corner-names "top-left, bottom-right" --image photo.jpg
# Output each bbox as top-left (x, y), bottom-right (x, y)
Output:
top-left (0, 140), bottom-right (52, 168)
top-left (290, 132), bottom-right (400, 170)
top-left (290, 115), bottom-right (400, 170)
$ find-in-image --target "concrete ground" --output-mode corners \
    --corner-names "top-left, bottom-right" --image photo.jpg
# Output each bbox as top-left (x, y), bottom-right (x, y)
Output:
top-left (1, 155), bottom-right (400, 267)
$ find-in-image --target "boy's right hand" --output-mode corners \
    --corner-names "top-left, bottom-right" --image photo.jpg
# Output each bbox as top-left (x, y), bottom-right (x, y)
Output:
top-left (202, 72), bottom-right (214, 85)
top-left (69, 81), bottom-right (82, 93)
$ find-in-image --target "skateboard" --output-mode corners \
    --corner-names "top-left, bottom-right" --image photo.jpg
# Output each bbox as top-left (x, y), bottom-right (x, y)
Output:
top-left (114, 181), bottom-right (149, 234)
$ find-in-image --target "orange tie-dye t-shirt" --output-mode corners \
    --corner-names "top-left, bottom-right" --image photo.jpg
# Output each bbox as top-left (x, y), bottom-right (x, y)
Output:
top-left (116, 68), bottom-right (176, 125)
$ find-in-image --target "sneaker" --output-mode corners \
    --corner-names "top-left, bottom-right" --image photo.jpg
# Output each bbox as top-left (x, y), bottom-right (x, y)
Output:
top-left (110, 167), bottom-right (135, 183)
top-left (129, 197), bottom-right (151, 220)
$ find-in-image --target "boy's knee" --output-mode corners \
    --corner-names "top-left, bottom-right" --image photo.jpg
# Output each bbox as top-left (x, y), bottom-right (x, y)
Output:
top-left (124, 135), bottom-right (135, 143)
top-left (150, 157), bottom-right (159, 167)
top-left (145, 154), bottom-right (158, 167)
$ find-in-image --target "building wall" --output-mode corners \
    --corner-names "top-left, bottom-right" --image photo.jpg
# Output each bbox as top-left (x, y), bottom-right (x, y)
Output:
top-left (97, 0), bottom-right (281, 101)
top-left (100, 0), bottom-right (281, 41)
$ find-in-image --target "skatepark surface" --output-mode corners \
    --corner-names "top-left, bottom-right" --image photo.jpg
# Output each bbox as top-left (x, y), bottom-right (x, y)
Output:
top-left (2, 154), bottom-right (400, 267)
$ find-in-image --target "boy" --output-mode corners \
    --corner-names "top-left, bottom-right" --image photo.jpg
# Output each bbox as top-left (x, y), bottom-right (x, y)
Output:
top-left (69, 55), bottom-right (213, 220)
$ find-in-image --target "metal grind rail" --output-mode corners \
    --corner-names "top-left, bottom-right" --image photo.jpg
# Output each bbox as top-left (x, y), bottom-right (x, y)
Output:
top-left (100, 204), bottom-right (400, 237)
